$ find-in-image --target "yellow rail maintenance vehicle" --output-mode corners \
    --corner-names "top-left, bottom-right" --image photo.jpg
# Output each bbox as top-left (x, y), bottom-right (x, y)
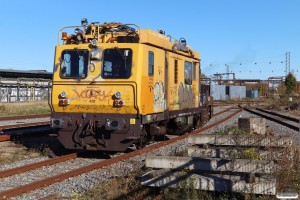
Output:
top-left (50, 19), bottom-right (213, 151)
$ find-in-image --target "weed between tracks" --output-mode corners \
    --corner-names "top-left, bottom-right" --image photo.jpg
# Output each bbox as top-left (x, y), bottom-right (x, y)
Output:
top-left (0, 101), bottom-right (50, 116)
top-left (276, 145), bottom-right (300, 196)
top-left (75, 171), bottom-right (155, 200)
top-left (262, 95), bottom-right (300, 115)
top-left (0, 142), bottom-right (41, 165)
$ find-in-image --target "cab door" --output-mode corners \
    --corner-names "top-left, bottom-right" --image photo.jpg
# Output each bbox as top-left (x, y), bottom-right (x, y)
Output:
top-left (141, 47), bottom-right (166, 115)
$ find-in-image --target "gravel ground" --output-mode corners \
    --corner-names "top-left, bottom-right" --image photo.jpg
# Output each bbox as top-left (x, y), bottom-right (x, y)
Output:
top-left (8, 106), bottom-right (300, 199)
top-left (0, 158), bottom-right (101, 193)
top-left (0, 157), bottom-right (49, 171)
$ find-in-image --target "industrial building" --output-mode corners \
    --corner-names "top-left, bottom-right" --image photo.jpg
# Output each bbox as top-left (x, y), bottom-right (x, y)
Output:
top-left (0, 69), bottom-right (52, 102)
top-left (210, 84), bottom-right (246, 100)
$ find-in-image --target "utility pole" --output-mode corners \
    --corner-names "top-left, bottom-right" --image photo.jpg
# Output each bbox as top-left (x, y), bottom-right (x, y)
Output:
top-left (225, 64), bottom-right (229, 80)
top-left (285, 52), bottom-right (290, 76)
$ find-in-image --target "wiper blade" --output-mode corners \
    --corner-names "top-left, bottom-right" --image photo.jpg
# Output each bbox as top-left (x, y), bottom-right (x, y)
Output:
top-left (114, 46), bottom-right (127, 69)
top-left (114, 46), bottom-right (126, 60)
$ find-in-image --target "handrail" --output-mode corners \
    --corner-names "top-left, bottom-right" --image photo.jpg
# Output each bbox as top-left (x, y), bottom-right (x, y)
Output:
top-left (58, 25), bottom-right (84, 45)
top-left (47, 80), bottom-right (53, 112)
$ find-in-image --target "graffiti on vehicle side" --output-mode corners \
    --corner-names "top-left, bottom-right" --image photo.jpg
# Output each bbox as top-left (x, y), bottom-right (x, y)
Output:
top-left (69, 104), bottom-right (108, 111)
top-left (72, 89), bottom-right (112, 101)
top-left (153, 81), bottom-right (166, 111)
top-left (169, 83), bottom-right (197, 109)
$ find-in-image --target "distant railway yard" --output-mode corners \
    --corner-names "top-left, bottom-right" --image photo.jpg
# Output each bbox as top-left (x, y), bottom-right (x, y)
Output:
top-left (0, 101), bottom-right (299, 200)
top-left (0, 0), bottom-right (299, 199)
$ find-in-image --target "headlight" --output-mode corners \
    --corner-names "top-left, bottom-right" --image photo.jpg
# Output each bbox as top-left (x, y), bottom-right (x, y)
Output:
top-left (115, 91), bottom-right (121, 99)
top-left (60, 91), bottom-right (67, 98)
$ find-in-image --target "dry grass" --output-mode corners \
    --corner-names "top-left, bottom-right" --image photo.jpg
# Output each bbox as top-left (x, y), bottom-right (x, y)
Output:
top-left (0, 101), bottom-right (50, 116)
top-left (78, 172), bottom-right (153, 200)
top-left (276, 145), bottom-right (300, 195)
top-left (0, 142), bottom-right (41, 165)
top-left (264, 95), bottom-right (300, 112)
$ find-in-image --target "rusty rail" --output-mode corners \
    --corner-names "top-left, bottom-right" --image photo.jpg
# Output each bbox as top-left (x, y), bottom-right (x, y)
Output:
top-left (0, 153), bottom-right (78, 178)
top-left (0, 114), bottom-right (50, 132)
top-left (213, 100), bottom-right (265, 107)
top-left (0, 135), bottom-right (10, 142)
top-left (213, 106), bottom-right (237, 117)
top-left (0, 108), bottom-right (242, 199)
top-left (243, 107), bottom-right (299, 131)
top-left (256, 108), bottom-right (300, 123)
top-left (0, 114), bottom-right (50, 121)
top-left (0, 121), bottom-right (50, 132)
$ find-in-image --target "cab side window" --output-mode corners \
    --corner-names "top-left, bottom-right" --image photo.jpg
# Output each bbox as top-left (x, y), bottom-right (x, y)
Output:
top-left (184, 61), bottom-right (192, 85)
top-left (174, 59), bottom-right (178, 84)
top-left (148, 51), bottom-right (154, 76)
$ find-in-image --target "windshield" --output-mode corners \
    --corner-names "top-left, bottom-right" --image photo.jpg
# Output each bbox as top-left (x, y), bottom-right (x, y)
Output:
top-left (60, 49), bottom-right (89, 79)
top-left (102, 48), bottom-right (132, 79)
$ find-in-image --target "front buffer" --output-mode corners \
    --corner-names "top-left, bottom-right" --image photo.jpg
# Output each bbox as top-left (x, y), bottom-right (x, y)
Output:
top-left (52, 112), bottom-right (141, 151)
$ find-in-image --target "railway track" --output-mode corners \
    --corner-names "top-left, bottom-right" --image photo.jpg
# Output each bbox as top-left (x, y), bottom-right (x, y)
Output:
top-left (213, 105), bottom-right (237, 117)
top-left (213, 100), bottom-right (265, 107)
top-left (0, 108), bottom-right (242, 199)
top-left (243, 107), bottom-right (300, 131)
top-left (0, 153), bottom-right (78, 179)
top-left (0, 114), bottom-right (51, 142)
top-left (0, 153), bottom-right (102, 199)
top-left (0, 114), bottom-right (50, 132)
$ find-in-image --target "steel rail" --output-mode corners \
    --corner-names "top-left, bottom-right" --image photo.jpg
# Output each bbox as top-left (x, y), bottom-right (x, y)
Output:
top-left (0, 108), bottom-right (242, 199)
top-left (0, 114), bottom-right (50, 121)
top-left (212, 100), bottom-right (265, 107)
top-left (0, 121), bottom-right (50, 132)
top-left (0, 135), bottom-right (10, 142)
top-left (256, 108), bottom-right (300, 123)
top-left (213, 106), bottom-right (237, 117)
top-left (243, 107), bottom-right (299, 131)
top-left (0, 153), bottom-right (78, 179)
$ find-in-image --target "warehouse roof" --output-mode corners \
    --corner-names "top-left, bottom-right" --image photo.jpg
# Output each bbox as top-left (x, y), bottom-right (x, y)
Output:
top-left (0, 69), bottom-right (52, 79)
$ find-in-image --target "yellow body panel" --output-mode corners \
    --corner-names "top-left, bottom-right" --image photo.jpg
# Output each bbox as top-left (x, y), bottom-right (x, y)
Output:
top-left (52, 43), bottom-right (142, 114)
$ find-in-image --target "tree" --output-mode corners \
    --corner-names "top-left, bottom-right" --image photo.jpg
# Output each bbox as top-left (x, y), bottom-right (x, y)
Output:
top-left (200, 73), bottom-right (207, 79)
top-left (285, 72), bottom-right (297, 95)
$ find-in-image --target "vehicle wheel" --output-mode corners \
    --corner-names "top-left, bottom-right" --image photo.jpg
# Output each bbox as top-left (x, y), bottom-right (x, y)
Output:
top-left (136, 126), bottom-right (149, 149)
top-left (193, 115), bottom-right (201, 129)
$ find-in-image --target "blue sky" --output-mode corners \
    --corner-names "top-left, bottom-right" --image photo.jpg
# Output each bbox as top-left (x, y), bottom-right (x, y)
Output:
top-left (0, 0), bottom-right (299, 80)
